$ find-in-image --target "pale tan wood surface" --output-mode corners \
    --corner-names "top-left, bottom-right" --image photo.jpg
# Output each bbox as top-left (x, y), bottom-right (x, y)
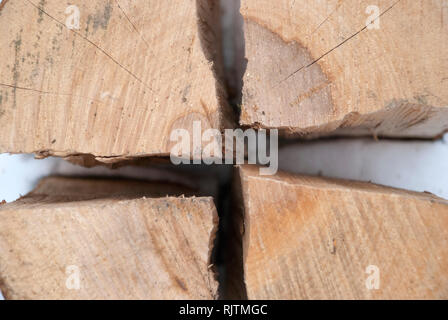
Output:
top-left (0, 177), bottom-right (218, 299)
top-left (240, 0), bottom-right (448, 138)
top-left (0, 0), bottom-right (233, 162)
top-left (237, 165), bottom-right (448, 299)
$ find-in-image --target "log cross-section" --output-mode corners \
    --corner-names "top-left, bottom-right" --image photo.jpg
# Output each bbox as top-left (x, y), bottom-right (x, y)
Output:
top-left (236, 165), bottom-right (448, 299)
top-left (240, 0), bottom-right (448, 138)
top-left (0, 0), bottom-right (234, 162)
top-left (0, 177), bottom-right (219, 300)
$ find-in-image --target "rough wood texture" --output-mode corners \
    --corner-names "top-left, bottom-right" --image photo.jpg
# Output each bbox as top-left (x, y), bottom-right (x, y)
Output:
top-left (0, 177), bottom-right (218, 299)
top-left (237, 165), bottom-right (448, 299)
top-left (240, 0), bottom-right (448, 138)
top-left (0, 0), bottom-right (233, 162)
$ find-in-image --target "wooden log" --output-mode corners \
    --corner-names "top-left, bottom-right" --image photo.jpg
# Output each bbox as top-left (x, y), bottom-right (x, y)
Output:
top-left (236, 165), bottom-right (448, 299)
top-left (0, 177), bottom-right (218, 299)
top-left (0, 0), bottom-right (234, 163)
top-left (240, 0), bottom-right (448, 138)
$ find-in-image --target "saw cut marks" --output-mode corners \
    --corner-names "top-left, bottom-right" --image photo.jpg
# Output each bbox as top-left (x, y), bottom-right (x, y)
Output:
top-left (0, 177), bottom-right (218, 299)
top-left (237, 165), bottom-right (448, 299)
top-left (0, 0), bottom-right (233, 162)
top-left (240, 0), bottom-right (448, 138)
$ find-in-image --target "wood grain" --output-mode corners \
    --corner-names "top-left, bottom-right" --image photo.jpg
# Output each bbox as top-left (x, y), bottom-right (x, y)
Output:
top-left (240, 0), bottom-right (448, 138)
top-left (0, 177), bottom-right (218, 299)
top-left (237, 165), bottom-right (448, 299)
top-left (0, 0), bottom-right (234, 162)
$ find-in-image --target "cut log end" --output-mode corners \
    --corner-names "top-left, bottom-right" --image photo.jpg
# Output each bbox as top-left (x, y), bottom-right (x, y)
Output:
top-left (0, 177), bottom-right (219, 300)
top-left (0, 0), bottom-right (235, 162)
top-left (236, 165), bottom-right (448, 300)
top-left (240, 0), bottom-right (448, 139)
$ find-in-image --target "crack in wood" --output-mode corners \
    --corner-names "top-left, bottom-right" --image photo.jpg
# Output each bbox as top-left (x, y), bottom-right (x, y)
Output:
top-left (278, 0), bottom-right (402, 86)
top-left (25, 0), bottom-right (154, 93)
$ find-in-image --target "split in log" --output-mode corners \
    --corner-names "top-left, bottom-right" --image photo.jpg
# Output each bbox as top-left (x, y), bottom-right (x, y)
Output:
top-left (0, 177), bottom-right (218, 299)
top-left (240, 0), bottom-right (448, 138)
top-left (235, 165), bottom-right (448, 299)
